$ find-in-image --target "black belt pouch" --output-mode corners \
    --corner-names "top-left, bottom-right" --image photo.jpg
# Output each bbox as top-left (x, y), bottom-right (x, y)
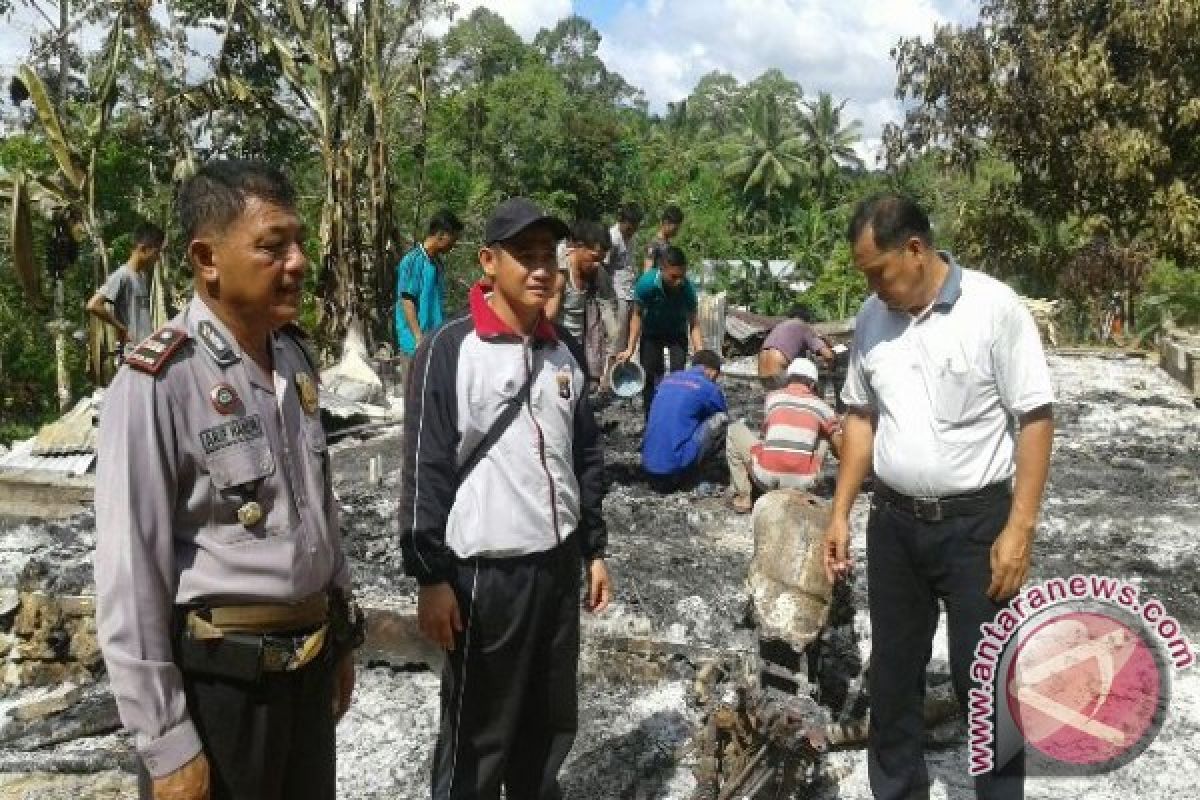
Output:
top-left (174, 617), bottom-right (264, 683)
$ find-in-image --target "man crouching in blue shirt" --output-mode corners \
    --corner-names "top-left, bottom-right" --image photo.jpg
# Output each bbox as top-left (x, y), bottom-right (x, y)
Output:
top-left (641, 349), bottom-right (729, 491)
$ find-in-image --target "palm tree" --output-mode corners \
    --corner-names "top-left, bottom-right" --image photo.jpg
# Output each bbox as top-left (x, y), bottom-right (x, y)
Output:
top-left (799, 92), bottom-right (865, 205)
top-left (725, 90), bottom-right (808, 248)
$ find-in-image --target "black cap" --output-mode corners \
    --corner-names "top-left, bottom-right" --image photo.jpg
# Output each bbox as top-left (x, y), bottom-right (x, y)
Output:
top-left (483, 197), bottom-right (569, 245)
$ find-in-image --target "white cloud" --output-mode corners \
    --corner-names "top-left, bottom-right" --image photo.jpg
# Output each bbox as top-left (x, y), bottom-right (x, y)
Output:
top-left (424, 0), bottom-right (574, 39)
top-left (595, 0), bottom-right (977, 159)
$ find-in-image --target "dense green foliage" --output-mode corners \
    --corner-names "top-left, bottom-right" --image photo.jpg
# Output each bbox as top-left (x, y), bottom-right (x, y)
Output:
top-left (1, 0), bottom-right (1197, 440)
top-left (887, 0), bottom-right (1200, 326)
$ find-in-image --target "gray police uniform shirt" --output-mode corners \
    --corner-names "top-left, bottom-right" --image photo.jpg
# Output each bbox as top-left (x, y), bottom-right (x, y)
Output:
top-left (94, 295), bottom-right (350, 779)
top-left (841, 253), bottom-right (1055, 497)
top-left (99, 264), bottom-right (153, 343)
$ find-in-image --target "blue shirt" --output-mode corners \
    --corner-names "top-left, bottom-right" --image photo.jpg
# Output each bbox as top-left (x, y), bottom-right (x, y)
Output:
top-left (395, 244), bottom-right (445, 356)
top-left (641, 366), bottom-right (728, 476)
top-left (633, 268), bottom-right (698, 341)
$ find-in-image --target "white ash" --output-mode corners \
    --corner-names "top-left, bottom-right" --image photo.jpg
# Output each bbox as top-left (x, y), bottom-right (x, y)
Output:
top-left (2, 353), bottom-right (1198, 800)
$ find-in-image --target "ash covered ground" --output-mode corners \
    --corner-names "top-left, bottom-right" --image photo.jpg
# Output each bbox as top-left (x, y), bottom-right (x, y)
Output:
top-left (2, 353), bottom-right (1199, 799)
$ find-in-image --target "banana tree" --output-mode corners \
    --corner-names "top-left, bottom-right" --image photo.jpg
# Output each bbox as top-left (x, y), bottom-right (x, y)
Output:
top-left (0, 164), bottom-right (80, 409)
top-left (18, 11), bottom-right (126, 285)
top-left (172, 0), bottom-right (421, 347)
top-left (15, 11), bottom-right (128, 390)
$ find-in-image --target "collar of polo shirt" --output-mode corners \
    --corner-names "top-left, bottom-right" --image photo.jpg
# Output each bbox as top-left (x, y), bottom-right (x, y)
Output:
top-left (931, 251), bottom-right (964, 310)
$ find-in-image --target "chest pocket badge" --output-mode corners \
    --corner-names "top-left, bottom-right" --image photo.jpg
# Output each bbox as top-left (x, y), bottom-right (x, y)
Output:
top-left (203, 417), bottom-right (275, 535)
top-left (556, 368), bottom-right (572, 400)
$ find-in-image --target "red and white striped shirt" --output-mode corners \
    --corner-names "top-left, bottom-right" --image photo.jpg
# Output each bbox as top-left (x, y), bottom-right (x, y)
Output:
top-left (751, 384), bottom-right (839, 479)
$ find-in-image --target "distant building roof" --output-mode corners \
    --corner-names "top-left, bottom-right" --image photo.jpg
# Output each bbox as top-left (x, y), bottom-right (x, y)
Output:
top-left (725, 307), bottom-right (856, 344)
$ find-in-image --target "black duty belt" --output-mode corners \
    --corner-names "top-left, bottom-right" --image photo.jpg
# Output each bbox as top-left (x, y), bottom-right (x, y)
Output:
top-left (874, 481), bottom-right (1011, 522)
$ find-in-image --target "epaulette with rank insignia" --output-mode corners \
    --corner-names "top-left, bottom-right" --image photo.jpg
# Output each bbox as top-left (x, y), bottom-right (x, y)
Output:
top-left (126, 327), bottom-right (190, 375)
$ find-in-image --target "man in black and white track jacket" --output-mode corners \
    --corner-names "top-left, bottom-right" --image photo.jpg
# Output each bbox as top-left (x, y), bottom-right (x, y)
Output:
top-left (399, 197), bottom-right (612, 800)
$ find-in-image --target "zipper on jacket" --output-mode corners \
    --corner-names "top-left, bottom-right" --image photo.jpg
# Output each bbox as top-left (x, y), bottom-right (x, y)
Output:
top-left (525, 344), bottom-right (562, 546)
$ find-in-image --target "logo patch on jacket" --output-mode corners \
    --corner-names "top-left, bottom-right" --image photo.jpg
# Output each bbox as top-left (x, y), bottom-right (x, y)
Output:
top-left (200, 414), bottom-right (265, 454)
top-left (556, 367), bottom-right (572, 400)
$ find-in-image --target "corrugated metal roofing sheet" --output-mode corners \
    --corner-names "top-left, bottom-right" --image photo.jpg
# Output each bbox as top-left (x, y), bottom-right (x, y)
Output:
top-left (32, 394), bottom-right (100, 456)
top-left (0, 438), bottom-right (96, 477)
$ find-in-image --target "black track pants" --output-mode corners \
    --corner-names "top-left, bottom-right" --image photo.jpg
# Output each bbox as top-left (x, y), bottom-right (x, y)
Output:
top-left (431, 541), bottom-right (583, 800)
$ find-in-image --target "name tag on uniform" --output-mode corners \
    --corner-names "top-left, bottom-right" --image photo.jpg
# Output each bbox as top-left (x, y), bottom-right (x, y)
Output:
top-left (200, 415), bottom-right (265, 454)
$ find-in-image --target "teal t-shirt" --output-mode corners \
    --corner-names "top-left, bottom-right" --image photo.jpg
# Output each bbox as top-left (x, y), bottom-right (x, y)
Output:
top-left (394, 244), bottom-right (445, 356)
top-left (634, 268), bottom-right (698, 341)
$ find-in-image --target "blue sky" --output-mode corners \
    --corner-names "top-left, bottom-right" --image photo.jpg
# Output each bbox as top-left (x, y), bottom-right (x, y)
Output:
top-left (1, 0), bottom-right (982, 160)
top-left (572, 0), bottom-right (623, 28)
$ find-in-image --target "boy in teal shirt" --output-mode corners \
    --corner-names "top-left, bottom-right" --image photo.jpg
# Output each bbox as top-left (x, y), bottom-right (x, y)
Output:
top-left (616, 245), bottom-right (705, 416)
top-left (395, 209), bottom-right (463, 360)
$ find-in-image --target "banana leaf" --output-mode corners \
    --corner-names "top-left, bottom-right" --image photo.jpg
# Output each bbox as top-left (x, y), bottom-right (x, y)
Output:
top-left (9, 171), bottom-right (41, 304)
top-left (86, 12), bottom-right (127, 148)
top-left (18, 66), bottom-right (85, 191)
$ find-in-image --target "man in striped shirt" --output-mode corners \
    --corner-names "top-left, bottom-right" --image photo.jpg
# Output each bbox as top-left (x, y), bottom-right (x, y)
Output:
top-left (726, 357), bottom-right (843, 514)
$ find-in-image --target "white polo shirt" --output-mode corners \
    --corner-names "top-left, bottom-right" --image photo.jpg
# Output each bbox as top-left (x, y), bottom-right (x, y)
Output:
top-left (841, 254), bottom-right (1054, 497)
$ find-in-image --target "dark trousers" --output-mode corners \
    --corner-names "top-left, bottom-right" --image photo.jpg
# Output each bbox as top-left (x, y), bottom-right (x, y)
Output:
top-left (138, 647), bottom-right (337, 800)
top-left (432, 541), bottom-right (582, 800)
top-left (866, 494), bottom-right (1024, 800)
top-left (641, 335), bottom-right (687, 417)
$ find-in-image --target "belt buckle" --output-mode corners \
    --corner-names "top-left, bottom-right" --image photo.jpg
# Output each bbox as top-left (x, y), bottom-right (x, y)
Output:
top-left (260, 637), bottom-right (293, 672)
top-left (913, 496), bottom-right (943, 522)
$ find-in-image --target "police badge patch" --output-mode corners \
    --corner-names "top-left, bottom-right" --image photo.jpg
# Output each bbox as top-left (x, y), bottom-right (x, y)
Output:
top-left (210, 383), bottom-right (240, 415)
top-left (556, 368), bottom-right (572, 400)
top-left (296, 372), bottom-right (319, 415)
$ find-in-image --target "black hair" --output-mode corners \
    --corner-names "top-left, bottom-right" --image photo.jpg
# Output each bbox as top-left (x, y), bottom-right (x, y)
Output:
top-left (570, 219), bottom-right (612, 250)
top-left (428, 209), bottom-right (464, 236)
top-left (617, 202), bottom-right (643, 226)
top-left (846, 193), bottom-right (933, 250)
top-left (661, 204), bottom-right (684, 226)
top-left (692, 349), bottom-right (722, 371)
top-left (132, 221), bottom-right (165, 248)
top-left (662, 245), bottom-right (687, 269)
top-left (177, 159), bottom-right (296, 243)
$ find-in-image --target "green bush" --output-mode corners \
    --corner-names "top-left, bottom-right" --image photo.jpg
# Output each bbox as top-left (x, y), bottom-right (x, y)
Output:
top-left (1138, 259), bottom-right (1200, 332)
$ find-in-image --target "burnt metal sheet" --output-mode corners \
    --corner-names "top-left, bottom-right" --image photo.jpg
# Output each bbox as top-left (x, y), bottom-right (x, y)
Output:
top-left (31, 395), bottom-right (100, 457)
top-left (0, 439), bottom-right (95, 477)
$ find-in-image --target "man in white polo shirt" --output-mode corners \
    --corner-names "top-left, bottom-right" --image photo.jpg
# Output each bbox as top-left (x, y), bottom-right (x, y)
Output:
top-left (823, 194), bottom-right (1054, 800)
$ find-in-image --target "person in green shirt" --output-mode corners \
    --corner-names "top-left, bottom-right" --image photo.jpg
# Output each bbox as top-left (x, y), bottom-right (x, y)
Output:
top-left (616, 245), bottom-right (705, 416)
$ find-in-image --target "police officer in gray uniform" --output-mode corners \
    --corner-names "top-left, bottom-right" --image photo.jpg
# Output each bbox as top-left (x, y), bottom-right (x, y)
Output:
top-left (95, 160), bottom-right (363, 800)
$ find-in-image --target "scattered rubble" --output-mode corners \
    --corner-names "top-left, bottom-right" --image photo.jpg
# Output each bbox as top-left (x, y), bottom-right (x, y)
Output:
top-left (1159, 324), bottom-right (1200, 400)
top-left (0, 352), bottom-right (1196, 800)
top-left (1020, 296), bottom-right (1061, 348)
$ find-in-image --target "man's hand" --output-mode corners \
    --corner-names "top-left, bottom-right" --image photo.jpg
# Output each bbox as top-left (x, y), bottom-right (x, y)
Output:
top-left (822, 516), bottom-right (853, 584)
top-left (614, 349), bottom-right (633, 364)
top-left (418, 582), bottom-right (462, 651)
top-left (584, 558), bottom-right (612, 613)
top-left (987, 524), bottom-right (1033, 601)
top-left (152, 752), bottom-right (210, 800)
top-left (332, 652), bottom-right (355, 722)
